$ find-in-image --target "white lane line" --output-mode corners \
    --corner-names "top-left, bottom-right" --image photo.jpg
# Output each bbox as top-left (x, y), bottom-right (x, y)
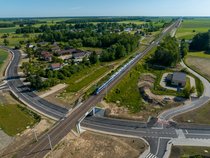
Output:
top-left (186, 133), bottom-right (210, 136)
top-left (155, 137), bottom-right (161, 156)
top-left (185, 130), bottom-right (188, 134)
top-left (82, 122), bottom-right (147, 134)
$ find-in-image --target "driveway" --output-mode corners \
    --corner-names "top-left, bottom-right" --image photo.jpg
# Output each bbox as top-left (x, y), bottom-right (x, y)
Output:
top-left (160, 72), bottom-right (197, 97)
top-left (159, 61), bottom-right (210, 120)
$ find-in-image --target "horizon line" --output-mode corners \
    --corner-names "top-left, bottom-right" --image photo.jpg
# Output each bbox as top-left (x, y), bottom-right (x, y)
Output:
top-left (0, 15), bottom-right (210, 19)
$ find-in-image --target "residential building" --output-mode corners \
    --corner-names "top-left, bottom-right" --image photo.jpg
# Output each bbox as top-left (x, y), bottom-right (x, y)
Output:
top-left (50, 63), bottom-right (63, 71)
top-left (72, 52), bottom-right (87, 62)
top-left (167, 72), bottom-right (186, 87)
top-left (41, 51), bottom-right (53, 62)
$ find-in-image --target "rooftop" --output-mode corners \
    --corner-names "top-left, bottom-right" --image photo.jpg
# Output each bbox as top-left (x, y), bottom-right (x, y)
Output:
top-left (172, 72), bottom-right (186, 82)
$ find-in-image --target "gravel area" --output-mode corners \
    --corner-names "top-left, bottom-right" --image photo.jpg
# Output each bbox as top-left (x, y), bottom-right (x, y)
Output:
top-left (0, 130), bottom-right (13, 151)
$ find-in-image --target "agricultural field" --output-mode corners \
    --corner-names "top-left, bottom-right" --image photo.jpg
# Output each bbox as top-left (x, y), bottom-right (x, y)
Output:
top-left (176, 18), bottom-right (210, 40)
top-left (170, 146), bottom-right (210, 158)
top-left (0, 27), bottom-right (18, 33)
top-left (185, 51), bottom-right (210, 82)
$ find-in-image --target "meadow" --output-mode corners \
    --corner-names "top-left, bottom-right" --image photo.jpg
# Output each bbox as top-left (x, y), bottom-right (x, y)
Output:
top-left (65, 64), bottom-right (110, 93)
top-left (0, 104), bottom-right (39, 136)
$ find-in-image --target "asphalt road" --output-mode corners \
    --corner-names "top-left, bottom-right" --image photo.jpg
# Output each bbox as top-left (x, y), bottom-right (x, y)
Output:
top-left (1, 20), bottom-right (181, 158)
top-left (5, 49), bottom-right (68, 120)
top-left (159, 61), bottom-right (210, 120)
top-left (81, 116), bottom-right (210, 158)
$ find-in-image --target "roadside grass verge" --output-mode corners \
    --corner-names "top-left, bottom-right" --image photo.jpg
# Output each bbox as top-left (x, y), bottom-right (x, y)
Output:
top-left (0, 104), bottom-right (40, 136)
top-left (0, 49), bottom-right (8, 69)
top-left (170, 146), bottom-right (210, 158)
top-left (181, 66), bottom-right (204, 97)
top-left (174, 101), bottom-right (210, 125)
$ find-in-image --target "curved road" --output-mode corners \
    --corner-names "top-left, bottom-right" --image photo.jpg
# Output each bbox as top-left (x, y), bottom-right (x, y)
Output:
top-left (5, 49), bottom-right (68, 120)
top-left (158, 61), bottom-right (210, 120)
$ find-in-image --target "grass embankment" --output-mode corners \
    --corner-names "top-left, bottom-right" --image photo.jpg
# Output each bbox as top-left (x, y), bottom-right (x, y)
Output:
top-left (176, 18), bottom-right (210, 40)
top-left (0, 49), bottom-right (8, 67)
top-left (170, 146), bottom-right (210, 158)
top-left (106, 48), bottom-right (186, 113)
top-left (0, 104), bottom-right (40, 136)
top-left (0, 49), bottom-right (9, 76)
top-left (64, 64), bottom-right (110, 93)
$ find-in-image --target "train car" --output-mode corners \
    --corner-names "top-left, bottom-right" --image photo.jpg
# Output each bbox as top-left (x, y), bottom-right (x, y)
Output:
top-left (94, 53), bottom-right (142, 95)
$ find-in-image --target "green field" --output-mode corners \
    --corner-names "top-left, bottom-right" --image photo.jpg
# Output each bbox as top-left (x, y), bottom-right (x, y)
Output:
top-left (0, 32), bottom-right (39, 47)
top-left (170, 146), bottom-right (210, 158)
top-left (65, 64), bottom-right (110, 93)
top-left (0, 27), bottom-right (18, 33)
top-left (0, 49), bottom-right (8, 69)
top-left (0, 104), bottom-right (40, 136)
top-left (176, 18), bottom-right (210, 40)
top-left (187, 51), bottom-right (210, 59)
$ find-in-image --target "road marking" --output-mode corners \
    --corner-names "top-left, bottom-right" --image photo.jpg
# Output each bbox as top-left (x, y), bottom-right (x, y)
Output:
top-left (176, 129), bottom-right (186, 138)
top-left (186, 133), bottom-right (210, 136)
top-left (146, 153), bottom-right (158, 158)
top-left (185, 130), bottom-right (188, 134)
top-left (82, 122), bottom-right (147, 134)
top-left (155, 137), bottom-right (161, 156)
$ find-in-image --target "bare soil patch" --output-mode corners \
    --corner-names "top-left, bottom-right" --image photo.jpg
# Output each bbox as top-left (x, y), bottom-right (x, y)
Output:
top-left (47, 131), bottom-right (147, 158)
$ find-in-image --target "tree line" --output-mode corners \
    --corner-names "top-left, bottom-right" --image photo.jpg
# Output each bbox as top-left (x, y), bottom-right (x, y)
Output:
top-left (0, 23), bottom-right (15, 28)
top-left (15, 21), bottom-right (161, 34)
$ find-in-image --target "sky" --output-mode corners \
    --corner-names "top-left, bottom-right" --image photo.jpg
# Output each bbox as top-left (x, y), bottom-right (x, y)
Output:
top-left (1, 0), bottom-right (210, 17)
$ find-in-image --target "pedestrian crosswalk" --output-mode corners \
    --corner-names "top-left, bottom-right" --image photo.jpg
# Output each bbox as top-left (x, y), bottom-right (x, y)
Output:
top-left (145, 153), bottom-right (158, 158)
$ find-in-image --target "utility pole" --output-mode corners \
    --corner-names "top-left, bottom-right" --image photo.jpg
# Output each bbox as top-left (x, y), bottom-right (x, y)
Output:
top-left (105, 85), bottom-right (108, 98)
top-left (33, 129), bottom-right (38, 142)
top-left (48, 134), bottom-right (53, 150)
